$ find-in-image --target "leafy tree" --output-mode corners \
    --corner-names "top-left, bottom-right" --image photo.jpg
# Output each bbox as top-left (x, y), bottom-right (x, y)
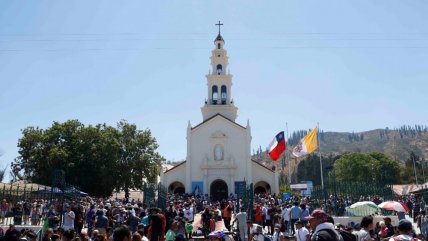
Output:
top-left (0, 152), bottom-right (6, 182)
top-left (296, 153), bottom-right (336, 186)
top-left (334, 152), bottom-right (400, 184)
top-left (114, 120), bottom-right (164, 199)
top-left (279, 184), bottom-right (291, 194)
top-left (11, 120), bottom-right (163, 197)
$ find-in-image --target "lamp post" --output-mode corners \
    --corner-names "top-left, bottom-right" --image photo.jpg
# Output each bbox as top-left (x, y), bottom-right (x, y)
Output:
top-left (326, 165), bottom-right (337, 216)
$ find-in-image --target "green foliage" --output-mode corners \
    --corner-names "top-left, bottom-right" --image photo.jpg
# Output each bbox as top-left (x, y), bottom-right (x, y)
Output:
top-left (0, 166), bottom-right (7, 183)
top-left (334, 152), bottom-right (400, 184)
top-left (115, 120), bottom-right (164, 198)
top-left (296, 153), bottom-right (337, 186)
top-left (279, 184), bottom-right (291, 194)
top-left (11, 120), bottom-right (164, 197)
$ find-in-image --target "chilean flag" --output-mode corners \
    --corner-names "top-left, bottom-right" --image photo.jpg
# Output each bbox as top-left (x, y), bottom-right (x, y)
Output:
top-left (268, 131), bottom-right (286, 161)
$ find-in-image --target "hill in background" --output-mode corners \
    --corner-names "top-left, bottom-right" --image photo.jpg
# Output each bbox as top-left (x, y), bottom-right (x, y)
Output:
top-left (253, 125), bottom-right (428, 166)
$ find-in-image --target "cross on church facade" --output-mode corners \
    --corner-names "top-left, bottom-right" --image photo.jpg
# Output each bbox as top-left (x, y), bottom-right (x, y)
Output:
top-left (215, 21), bottom-right (223, 34)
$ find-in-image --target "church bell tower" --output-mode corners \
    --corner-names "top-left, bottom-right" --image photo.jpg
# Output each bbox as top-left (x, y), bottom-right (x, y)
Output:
top-left (201, 21), bottom-right (238, 122)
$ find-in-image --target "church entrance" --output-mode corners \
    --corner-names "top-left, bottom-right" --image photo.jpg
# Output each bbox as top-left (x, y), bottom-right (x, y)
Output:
top-left (210, 179), bottom-right (228, 201)
top-left (169, 182), bottom-right (185, 194)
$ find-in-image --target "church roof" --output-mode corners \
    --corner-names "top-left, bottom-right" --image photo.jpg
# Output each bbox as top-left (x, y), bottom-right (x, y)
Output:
top-left (191, 113), bottom-right (245, 131)
top-left (214, 33), bottom-right (225, 42)
top-left (163, 161), bottom-right (186, 174)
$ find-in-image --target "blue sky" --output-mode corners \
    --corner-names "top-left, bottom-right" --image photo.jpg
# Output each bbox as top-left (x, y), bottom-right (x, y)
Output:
top-left (0, 1), bottom-right (427, 175)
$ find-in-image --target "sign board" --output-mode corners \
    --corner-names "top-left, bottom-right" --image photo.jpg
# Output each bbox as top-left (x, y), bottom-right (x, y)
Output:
top-left (290, 183), bottom-right (308, 190)
top-left (283, 192), bottom-right (292, 200)
top-left (235, 181), bottom-right (246, 196)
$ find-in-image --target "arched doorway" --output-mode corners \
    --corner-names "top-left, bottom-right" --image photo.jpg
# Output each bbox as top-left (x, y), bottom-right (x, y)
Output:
top-left (210, 179), bottom-right (228, 201)
top-left (169, 182), bottom-right (185, 194)
top-left (254, 181), bottom-right (271, 194)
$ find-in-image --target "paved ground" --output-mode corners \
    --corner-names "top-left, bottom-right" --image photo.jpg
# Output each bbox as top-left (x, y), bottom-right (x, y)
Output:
top-left (406, 214), bottom-right (420, 234)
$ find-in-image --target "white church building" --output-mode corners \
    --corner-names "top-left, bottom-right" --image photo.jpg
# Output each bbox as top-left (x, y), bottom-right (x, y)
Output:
top-left (160, 29), bottom-right (279, 201)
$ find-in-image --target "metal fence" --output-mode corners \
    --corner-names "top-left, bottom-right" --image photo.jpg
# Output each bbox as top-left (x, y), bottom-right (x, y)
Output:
top-left (143, 182), bottom-right (168, 211)
top-left (312, 181), bottom-right (393, 201)
top-left (0, 182), bottom-right (82, 226)
top-left (241, 183), bottom-right (254, 221)
top-left (311, 181), bottom-right (394, 216)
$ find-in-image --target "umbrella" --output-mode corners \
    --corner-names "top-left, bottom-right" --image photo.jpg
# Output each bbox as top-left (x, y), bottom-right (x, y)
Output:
top-left (378, 201), bottom-right (410, 212)
top-left (346, 201), bottom-right (380, 216)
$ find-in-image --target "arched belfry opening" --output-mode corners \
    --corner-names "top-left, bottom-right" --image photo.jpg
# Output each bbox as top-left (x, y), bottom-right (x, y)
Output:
top-left (210, 179), bottom-right (228, 201)
top-left (217, 43), bottom-right (221, 49)
top-left (216, 64), bottom-right (222, 75)
top-left (212, 85), bottom-right (218, 104)
top-left (221, 85), bottom-right (227, 104)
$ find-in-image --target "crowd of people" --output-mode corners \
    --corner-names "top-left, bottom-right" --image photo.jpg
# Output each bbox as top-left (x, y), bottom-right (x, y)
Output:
top-left (0, 192), bottom-right (426, 241)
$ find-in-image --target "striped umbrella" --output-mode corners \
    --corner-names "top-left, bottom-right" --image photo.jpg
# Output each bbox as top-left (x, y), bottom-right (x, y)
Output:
top-left (378, 201), bottom-right (410, 212)
top-left (346, 201), bottom-right (380, 216)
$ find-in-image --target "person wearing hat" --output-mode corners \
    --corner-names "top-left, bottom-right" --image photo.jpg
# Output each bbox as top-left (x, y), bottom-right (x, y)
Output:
top-left (389, 219), bottom-right (418, 241)
top-left (294, 220), bottom-right (309, 241)
top-left (306, 209), bottom-right (342, 241)
top-left (252, 225), bottom-right (266, 241)
top-left (272, 224), bottom-right (284, 241)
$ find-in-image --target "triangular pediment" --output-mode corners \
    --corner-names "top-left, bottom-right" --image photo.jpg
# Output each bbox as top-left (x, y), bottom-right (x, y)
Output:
top-left (191, 113), bottom-right (245, 131)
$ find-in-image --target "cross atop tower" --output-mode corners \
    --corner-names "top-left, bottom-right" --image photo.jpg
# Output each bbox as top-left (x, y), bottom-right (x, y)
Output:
top-left (215, 21), bottom-right (223, 35)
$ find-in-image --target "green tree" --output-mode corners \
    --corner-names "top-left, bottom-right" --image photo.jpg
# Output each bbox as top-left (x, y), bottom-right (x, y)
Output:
top-left (334, 152), bottom-right (400, 183)
top-left (296, 153), bottom-right (336, 186)
top-left (0, 151), bottom-right (6, 182)
top-left (115, 120), bottom-right (164, 199)
top-left (11, 120), bottom-right (163, 197)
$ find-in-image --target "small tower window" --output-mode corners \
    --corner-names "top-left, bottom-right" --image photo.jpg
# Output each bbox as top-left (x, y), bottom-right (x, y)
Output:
top-left (221, 85), bottom-right (227, 104)
top-left (216, 64), bottom-right (222, 75)
top-left (217, 43), bottom-right (221, 49)
top-left (212, 85), bottom-right (218, 104)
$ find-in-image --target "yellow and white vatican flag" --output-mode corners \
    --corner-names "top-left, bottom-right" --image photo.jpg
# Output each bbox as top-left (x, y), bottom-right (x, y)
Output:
top-left (292, 127), bottom-right (318, 157)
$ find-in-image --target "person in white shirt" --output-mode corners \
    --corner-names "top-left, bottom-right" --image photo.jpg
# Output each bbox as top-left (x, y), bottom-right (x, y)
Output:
top-left (294, 220), bottom-right (309, 241)
top-left (232, 208), bottom-right (248, 241)
top-left (262, 204), bottom-right (269, 232)
top-left (252, 225), bottom-right (266, 241)
top-left (183, 203), bottom-right (194, 222)
top-left (63, 206), bottom-right (75, 230)
top-left (281, 205), bottom-right (290, 234)
top-left (272, 224), bottom-right (284, 241)
top-left (389, 219), bottom-right (419, 241)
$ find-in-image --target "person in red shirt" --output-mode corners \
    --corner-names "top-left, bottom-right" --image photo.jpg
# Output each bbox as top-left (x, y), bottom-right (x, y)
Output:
top-left (223, 202), bottom-right (233, 231)
top-left (254, 204), bottom-right (264, 226)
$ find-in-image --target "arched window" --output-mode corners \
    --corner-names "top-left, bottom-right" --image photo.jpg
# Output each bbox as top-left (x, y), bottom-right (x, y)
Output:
top-left (212, 85), bottom-right (218, 104)
top-left (217, 43), bottom-right (221, 49)
top-left (221, 85), bottom-right (227, 104)
top-left (216, 64), bottom-right (222, 75)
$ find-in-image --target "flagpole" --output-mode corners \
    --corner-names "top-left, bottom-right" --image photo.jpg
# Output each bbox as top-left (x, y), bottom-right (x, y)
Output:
top-left (286, 122), bottom-right (291, 186)
top-left (318, 122), bottom-right (324, 189)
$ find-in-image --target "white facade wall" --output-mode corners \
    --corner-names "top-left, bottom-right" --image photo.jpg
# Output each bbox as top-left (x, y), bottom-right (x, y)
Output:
top-left (187, 115), bottom-right (250, 195)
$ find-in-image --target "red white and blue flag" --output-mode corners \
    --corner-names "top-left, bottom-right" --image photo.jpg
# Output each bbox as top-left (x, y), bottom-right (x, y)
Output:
top-left (268, 131), bottom-right (286, 161)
